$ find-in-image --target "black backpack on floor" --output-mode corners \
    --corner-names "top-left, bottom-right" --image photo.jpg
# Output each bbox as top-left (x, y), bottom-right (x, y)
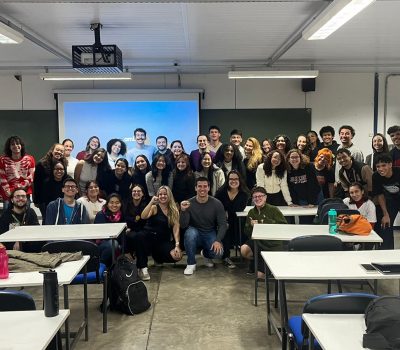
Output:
top-left (109, 256), bottom-right (151, 315)
top-left (363, 296), bottom-right (400, 349)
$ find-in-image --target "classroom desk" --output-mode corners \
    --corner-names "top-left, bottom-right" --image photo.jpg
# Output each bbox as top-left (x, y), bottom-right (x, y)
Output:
top-left (0, 309), bottom-right (70, 350)
top-left (252, 224), bottom-right (382, 306)
top-left (237, 205), bottom-right (317, 218)
top-left (0, 222), bottom-right (127, 261)
top-left (0, 256), bottom-right (90, 350)
top-left (302, 314), bottom-right (367, 350)
top-left (261, 250), bottom-right (400, 350)
top-left (235, 206), bottom-right (318, 255)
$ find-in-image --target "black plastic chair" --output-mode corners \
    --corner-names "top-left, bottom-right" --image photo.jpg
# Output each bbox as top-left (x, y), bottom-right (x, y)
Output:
top-left (320, 209), bottom-right (360, 224)
top-left (288, 235), bottom-right (343, 294)
top-left (0, 289), bottom-right (36, 311)
top-left (288, 292), bottom-right (378, 349)
top-left (0, 290), bottom-right (60, 349)
top-left (42, 240), bottom-right (109, 334)
top-left (288, 235), bottom-right (344, 252)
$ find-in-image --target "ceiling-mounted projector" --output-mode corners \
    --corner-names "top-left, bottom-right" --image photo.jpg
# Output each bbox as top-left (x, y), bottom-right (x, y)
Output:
top-left (72, 23), bottom-right (123, 73)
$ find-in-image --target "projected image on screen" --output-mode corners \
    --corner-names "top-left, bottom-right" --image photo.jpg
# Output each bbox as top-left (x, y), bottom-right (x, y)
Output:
top-left (60, 95), bottom-right (199, 164)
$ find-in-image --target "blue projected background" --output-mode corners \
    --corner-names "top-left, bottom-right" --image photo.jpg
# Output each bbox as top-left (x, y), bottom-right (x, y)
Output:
top-left (63, 99), bottom-right (199, 157)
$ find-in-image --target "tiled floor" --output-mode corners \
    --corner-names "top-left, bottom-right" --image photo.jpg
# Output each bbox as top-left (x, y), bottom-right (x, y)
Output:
top-left (22, 230), bottom-right (399, 350)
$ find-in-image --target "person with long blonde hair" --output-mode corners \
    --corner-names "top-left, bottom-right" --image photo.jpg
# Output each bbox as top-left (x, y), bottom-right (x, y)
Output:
top-left (243, 137), bottom-right (263, 190)
top-left (132, 185), bottom-right (182, 280)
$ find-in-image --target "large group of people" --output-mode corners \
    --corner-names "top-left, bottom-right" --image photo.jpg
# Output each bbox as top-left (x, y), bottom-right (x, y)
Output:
top-left (0, 123), bottom-right (399, 279)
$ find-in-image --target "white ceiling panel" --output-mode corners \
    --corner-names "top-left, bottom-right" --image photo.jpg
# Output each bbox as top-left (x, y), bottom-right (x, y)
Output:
top-left (282, 0), bottom-right (400, 66)
top-left (0, 0), bottom-right (399, 73)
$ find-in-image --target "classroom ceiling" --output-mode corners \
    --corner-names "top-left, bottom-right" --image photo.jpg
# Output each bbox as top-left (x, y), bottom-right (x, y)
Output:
top-left (0, 0), bottom-right (399, 75)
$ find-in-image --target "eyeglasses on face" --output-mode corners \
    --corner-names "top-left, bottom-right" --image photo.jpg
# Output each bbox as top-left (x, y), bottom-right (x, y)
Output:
top-left (229, 177), bottom-right (239, 181)
top-left (252, 194), bottom-right (266, 200)
top-left (64, 185), bottom-right (77, 189)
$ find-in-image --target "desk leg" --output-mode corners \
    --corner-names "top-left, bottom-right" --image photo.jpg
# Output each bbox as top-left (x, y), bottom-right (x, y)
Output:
top-left (279, 281), bottom-right (288, 350)
top-left (266, 265), bottom-right (272, 335)
top-left (236, 216), bottom-right (243, 261)
top-left (64, 285), bottom-right (70, 350)
top-left (309, 333), bottom-right (315, 350)
top-left (254, 239), bottom-right (258, 306)
top-left (84, 266), bottom-right (88, 341)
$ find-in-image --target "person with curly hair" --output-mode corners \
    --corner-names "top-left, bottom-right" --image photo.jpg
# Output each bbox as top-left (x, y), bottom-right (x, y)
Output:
top-left (312, 148), bottom-right (335, 199)
top-left (106, 138), bottom-right (127, 169)
top-left (214, 143), bottom-right (246, 180)
top-left (272, 134), bottom-right (292, 155)
top-left (33, 143), bottom-right (67, 217)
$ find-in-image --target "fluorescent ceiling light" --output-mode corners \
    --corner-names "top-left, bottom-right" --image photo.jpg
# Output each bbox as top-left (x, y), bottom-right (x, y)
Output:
top-left (0, 21), bottom-right (24, 44)
top-left (302, 0), bottom-right (375, 40)
top-left (228, 70), bottom-right (319, 79)
top-left (39, 72), bottom-right (133, 81)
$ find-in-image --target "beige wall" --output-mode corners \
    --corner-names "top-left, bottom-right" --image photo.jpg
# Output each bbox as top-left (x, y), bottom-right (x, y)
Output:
top-left (0, 71), bottom-right (398, 157)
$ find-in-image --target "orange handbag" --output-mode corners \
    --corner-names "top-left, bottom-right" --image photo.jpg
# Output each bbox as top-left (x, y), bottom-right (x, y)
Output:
top-left (337, 214), bottom-right (372, 235)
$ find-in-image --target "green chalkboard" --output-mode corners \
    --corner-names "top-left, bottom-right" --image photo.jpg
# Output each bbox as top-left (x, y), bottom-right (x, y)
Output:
top-left (0, 110), bottom-right (58, 161)
top-left (200, 108), bottom-right (312, 144)
top-left (0, 108), bottom-right (311, 161)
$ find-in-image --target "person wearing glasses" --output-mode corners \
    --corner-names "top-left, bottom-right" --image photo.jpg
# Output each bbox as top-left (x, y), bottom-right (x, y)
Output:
top-left (241, 186), bottom-right (287, 278)
top-left (0, 188), bottom-right (40, 252)
top-left (44, 178), bottom-right (90, 225)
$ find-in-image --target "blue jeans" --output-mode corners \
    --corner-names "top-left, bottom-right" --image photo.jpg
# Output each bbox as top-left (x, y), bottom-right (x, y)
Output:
top-left (184, 226), bottom-right (223, 265)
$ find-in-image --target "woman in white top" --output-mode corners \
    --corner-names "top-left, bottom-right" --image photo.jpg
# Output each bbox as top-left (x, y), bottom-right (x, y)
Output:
top-left (194, 152), bottom-right (225, 196)
top-left (343, 182), bottom-right (376, 227)
top-left (77, 180), bottom-right (106, 223)
top-left (256, 150), bottom-right (292, 206)
top-left (365, 133), bottom-right (390, 172)
top-left (106, 138), bottom-right (127, 169)
top-left (62, 139), bottom-right (79, 178)
top-left (74, 147), bottom-right (110, 195)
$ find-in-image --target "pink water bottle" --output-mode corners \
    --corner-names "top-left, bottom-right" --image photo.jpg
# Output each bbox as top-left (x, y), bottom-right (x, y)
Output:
top-left (0, 246), bottom-right (9, 279)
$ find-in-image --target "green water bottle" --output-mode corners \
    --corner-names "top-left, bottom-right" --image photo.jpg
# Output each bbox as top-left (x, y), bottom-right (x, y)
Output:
top-left (328, 209), bottom-right (337, 234)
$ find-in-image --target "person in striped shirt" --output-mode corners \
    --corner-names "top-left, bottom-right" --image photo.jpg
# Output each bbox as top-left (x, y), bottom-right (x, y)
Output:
top-left (0, 136), bottom-right (35, 209)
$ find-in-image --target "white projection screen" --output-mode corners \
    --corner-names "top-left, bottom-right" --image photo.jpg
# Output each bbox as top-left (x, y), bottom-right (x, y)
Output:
top-left (57, 89), bottom-right (201, 158)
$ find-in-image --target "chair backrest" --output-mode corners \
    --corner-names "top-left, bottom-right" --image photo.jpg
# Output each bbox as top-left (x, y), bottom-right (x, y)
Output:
top-left (301, 293), bottom-right (378, 335)
top-left (316, 198), bottom-right (347, 223)
top-left (0, 290), bottom-right (36, 311)
top-left (320, 208), bottom-right (360, 224)
top-left (288, 235), bottom-right (343, 252)
top-left (42, 240), bottom-right (100, 279)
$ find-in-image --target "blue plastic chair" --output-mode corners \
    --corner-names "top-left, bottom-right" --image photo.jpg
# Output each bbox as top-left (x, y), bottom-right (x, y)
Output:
top-left (288, 293), bottom-right (378, 349)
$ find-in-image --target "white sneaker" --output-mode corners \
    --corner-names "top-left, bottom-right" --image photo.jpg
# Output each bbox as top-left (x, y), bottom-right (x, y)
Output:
top-left (224, 257), bottom-right (236, 269)
top-left (139, 267), bottom-right (150, 281)
top-left (201, 250), bottom-right (214, 267)
top-left (184, 264), bottom-right (196, 275)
